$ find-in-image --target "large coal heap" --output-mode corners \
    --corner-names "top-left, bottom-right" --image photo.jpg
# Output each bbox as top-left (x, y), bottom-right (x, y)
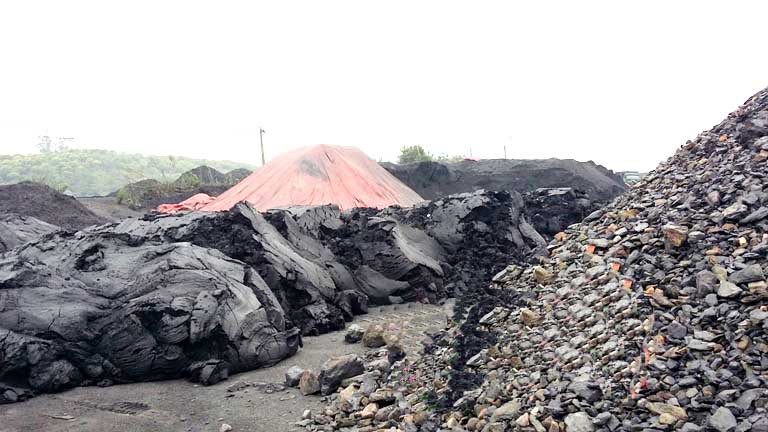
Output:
top-left (0, 190), bottom-right (543, 403)
top-left (307, 87), bottom-right (768, 431)
top-left (381, 157), bottom-right (627, 203)
top-left (0, 182), bottom-right (108, 231)
top-left (0, 228), bottom-right (299, 404)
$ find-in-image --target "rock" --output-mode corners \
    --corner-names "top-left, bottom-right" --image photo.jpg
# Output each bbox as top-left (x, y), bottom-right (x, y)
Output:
top-left (361, 403), bottom-right (379, 418)
top-left (520, 309), bottom-right (541, 326)
top-left (285, 366), bottom-right (305, 387)
top-left (659, 413), bottom-right (676, 425)
top-left (646, 403), bottom-right (688, 421)
top-left (729, 264), bottom-right (764, 284)
top-left (564, 412), bottom-right (594, 432)
top-left (717, 280), bottom-right (743, 298)
top-left (362, 324), bottom-right (387, 348)
top-left (219, 424), bottom-right (232, 432)
top-left (708, 407), bottom-right (737, 432)
top-left (318, 355), bottom-right (365, 395)
top-left (663, 224), bottom-right (688, 248)
top-left (344, 324), bottom-right (365, 344)
top-left (299, 371), bottom-right (320, 396)
top-left (187, 360), bottom-right (229, 386)
top-left (533, 266), bottom-right (554, 284)
top-left (490, 399), bottom-right (521, 421)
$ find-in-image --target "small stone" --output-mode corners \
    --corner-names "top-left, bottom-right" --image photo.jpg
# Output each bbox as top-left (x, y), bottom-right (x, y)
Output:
top-left (344, 324), bottom-right (364, 343)
top-left (520, 308), bottom-right (541, 326)
top-left (490, 399), bottom-right (521, 421)
top-left (516, 412), bottom-right (531, 427)
top-left (298, 370), bottom-right (320, 395)
top-left (729, 264), bottom-right (764, 284)
top-left (284, 366), bottom-right (305, 387)
top-left (646, 402), bottom-right (688, 420)
top-left (717, 280), bottom-right (742, 298)
top-left (362, 324), bottom-right (386, 348)
top-left (663, 224), bottom-right (688, 248)
top-left (564, 412), bottom-right (594, 432)
top-left (659, 413), bottom-right (676, 425)
top-left (360, 403), bottom-right (378, 419)
top-left (219, 424), bottom-right (232, 432)
top-left (533, 266), bottom-right (554, 284)
top-left (708, 407), bottom-right (737, 432)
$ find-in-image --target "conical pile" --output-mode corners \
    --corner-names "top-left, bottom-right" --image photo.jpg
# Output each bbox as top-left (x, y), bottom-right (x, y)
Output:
top-left (305, 89), bottom-right (768, 430)
top-left (202, 145), bottom-right (424, 212)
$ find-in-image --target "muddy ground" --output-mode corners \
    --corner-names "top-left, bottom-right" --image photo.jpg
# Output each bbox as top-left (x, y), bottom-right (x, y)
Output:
top-left (0, 301), bottom-right (451, 432)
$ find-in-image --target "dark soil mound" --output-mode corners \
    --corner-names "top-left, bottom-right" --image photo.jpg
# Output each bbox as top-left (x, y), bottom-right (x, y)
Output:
top-left (381, 158), bottom-right (627, 202)
top-left (0, 182), bottom-right (108, 230)
top-left (115, 166), bottom-right (253, 210)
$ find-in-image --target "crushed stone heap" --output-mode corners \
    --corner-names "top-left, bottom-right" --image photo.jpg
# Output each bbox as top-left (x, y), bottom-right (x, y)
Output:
top-left (303, 88), bottom-right (768, 431)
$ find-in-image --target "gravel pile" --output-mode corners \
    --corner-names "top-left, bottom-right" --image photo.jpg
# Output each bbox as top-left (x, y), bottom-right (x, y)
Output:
top-left (303, 88), bottom-right (768, 431)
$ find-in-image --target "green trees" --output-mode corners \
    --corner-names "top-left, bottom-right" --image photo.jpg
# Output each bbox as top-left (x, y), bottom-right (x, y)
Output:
top-left (397, 145), bottom-right (464, 164)
top-left (0, 149), bottom-right (255, 196)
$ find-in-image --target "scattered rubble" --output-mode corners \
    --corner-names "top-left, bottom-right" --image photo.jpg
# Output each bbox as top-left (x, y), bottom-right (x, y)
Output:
top-left (302, 88), bottom-right (768, 431)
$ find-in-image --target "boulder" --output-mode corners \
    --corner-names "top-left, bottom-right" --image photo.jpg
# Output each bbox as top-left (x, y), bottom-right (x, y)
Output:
top-left (319, 355), bottom-right (365, 395)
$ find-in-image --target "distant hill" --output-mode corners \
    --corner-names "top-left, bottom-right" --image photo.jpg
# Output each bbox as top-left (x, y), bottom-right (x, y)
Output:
top-left (0, 149), bottom-right (257, 196)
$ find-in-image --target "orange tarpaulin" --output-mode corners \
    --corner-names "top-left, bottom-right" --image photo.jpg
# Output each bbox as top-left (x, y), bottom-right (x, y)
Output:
top-left (202, 145), bottom-right (424, 212)
top-left (157, 193), bottom-right (216, 214)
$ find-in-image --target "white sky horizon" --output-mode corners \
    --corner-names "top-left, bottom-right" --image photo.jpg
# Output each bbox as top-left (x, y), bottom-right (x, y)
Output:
top-left (1, 1), bottom-right (767, 172)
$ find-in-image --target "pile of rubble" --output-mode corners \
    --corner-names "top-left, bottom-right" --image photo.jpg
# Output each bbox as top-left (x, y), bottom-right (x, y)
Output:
top-left (301, 88), bottom-right (768, 431)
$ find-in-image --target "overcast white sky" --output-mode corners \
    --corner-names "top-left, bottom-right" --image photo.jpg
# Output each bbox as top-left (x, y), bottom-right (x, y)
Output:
top-left (1, 1), bottom-right (766, 172)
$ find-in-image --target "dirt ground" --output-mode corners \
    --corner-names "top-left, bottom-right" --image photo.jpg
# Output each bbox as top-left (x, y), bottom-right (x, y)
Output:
top-left (77, 196), bottom-right (144, 221)
top-left (0, 301), bottom-right (452, 432)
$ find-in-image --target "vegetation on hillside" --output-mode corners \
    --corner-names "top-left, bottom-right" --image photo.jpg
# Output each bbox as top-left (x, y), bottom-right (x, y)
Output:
top-left (0, 149), bottom-right (256, 196)
top-left (398, 145), bottom-right (464, 164)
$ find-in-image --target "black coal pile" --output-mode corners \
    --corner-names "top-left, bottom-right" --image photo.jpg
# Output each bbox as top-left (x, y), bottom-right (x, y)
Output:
top-left (381, 158), bottom-right (627, 203)
top-left (0, 228), bottom-right (299, 405)
top-left (115, 165), bottom-right (252, 210)
top-left (0, 214), bottom-right (59, 253)
top-left (268, 205), bottom-right (449, 304)
top-left (523, 188), bottom-right (595, 238)
top-left (303, 88), bottom-right (768, 431)
top-left (0, 182), bottom-right (108, 230)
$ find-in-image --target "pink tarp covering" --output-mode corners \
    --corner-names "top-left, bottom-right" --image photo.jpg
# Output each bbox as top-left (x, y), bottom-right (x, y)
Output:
top-left (202, 145), bottom-right (424, 212)
top-left (157, 193), bottom-right (216, 214)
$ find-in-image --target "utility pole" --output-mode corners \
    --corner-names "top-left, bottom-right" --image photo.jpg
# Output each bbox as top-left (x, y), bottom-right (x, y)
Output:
top-left (259, 128), bottom-right (266, 166)
top-left (503, 145), bottom-right (507, 159)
